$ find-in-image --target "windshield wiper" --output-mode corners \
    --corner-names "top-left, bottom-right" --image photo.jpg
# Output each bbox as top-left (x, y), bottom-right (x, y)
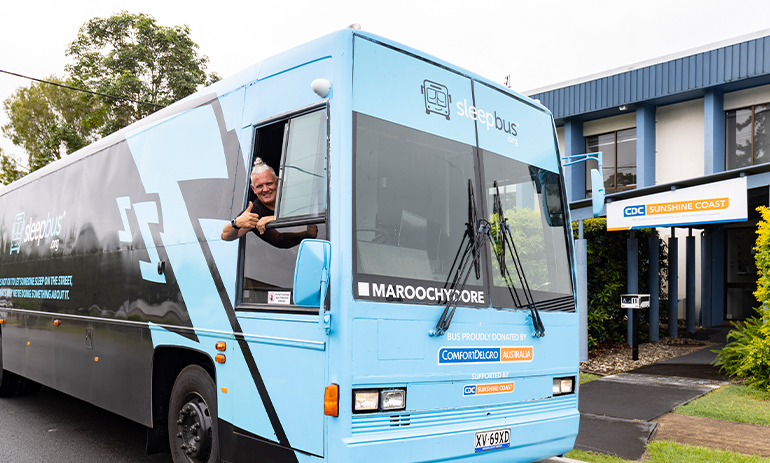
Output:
top-left (491, 181), bottom-right (545, 337)
top-left (432, 180), bottom-right (487, 337)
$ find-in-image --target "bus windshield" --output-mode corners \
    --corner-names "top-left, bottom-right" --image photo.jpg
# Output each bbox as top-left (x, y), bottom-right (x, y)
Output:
top-left (353, 111), bottom-right (572, 308)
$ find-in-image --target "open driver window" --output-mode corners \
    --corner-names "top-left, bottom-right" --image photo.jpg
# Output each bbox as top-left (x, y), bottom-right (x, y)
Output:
top-left (240, 108), bottom-right (328, 309)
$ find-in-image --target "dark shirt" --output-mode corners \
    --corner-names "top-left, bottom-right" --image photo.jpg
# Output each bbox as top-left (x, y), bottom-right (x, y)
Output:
top-left (240, 201), bottom-right (304, 249)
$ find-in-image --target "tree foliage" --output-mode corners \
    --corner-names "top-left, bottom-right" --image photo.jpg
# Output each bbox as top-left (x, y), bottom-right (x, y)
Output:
top-left (716, 206), bottom-right (770, 391)
top-left (573, 218), bottom-right (668, 348)
top-left (65, 11), bottom-right (219, 136)
top-left (1, 11), bottom-right (219, 183)
top-left (2, 76), bottom-right (99, 173)
top-left (0, 147), bottom-right (25, 185)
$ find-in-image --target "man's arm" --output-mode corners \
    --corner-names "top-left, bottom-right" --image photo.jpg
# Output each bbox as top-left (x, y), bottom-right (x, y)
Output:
top-left (221, 202), bottom-right (261, 241)
top-left (259, 224), bottom-right (318, 249)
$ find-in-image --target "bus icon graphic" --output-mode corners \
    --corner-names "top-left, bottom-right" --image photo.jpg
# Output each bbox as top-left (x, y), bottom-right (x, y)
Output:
top-left (10, 212), bottom-right (24, 254)
top-left (421, 80), bottom-right (452, 120)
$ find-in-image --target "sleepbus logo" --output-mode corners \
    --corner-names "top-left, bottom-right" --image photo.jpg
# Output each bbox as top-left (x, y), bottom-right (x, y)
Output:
top-left (10, 212), bottom-right (25, 254)
top-left (8, 210), bottom-right (67, 254)
top-left (421, 80), bottom-right (452, 120)
top-left (624, 205), bottom-right (646, 217)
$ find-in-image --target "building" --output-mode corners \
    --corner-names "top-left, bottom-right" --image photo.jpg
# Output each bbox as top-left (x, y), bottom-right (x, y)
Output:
top-left (528, 29), bottom-right (770, 330)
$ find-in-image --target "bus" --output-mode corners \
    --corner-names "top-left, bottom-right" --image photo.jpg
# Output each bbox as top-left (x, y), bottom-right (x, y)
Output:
top-left (0, 28), bottom-right (580, 463)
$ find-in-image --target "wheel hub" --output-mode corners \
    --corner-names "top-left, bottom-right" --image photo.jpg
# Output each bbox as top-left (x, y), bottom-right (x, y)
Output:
top-left (175, 395), bottom-right (212, 461)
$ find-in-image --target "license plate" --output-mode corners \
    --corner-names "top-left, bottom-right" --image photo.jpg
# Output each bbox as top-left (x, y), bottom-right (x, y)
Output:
top-left (474, 428), bottom-right (510, 453)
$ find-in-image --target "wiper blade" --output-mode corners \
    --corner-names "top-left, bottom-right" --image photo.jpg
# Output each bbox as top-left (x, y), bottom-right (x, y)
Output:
top-left (432, 220), bottom-right (490, 337)
top-left (442, 179), bottom-right (479, 299)
top-left (492, 181), bottom-right (545, 337)
top-left (433, 179), bottom-right (485, 337)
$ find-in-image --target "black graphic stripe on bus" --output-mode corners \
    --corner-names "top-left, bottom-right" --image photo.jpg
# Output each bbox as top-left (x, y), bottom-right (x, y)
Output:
top-left (180, 100), bottom-right (298, 458)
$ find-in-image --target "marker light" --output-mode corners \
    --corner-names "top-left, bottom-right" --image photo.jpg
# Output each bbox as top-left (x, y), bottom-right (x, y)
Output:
top-left (353, 391), bottom-right (379, 412)
top-left (311, 78), bottom-right (331, 98)
top-left (53, 320), bottom-right (61, 326)
top-left (215, 342), bottom-right (226, 351)
top-left (215, 354), bottom-right (226, 364)
top-left (324, 384), bottom-right (339, 417)
top-left (553, 377), bottom-right (575, 396)
top-left (380, 390), bottom-right (406, 411)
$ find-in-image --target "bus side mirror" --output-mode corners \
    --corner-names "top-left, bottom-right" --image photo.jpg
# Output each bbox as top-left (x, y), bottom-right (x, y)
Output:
top-left (293, 239), bottom-right (331, 307)
top-left (590, 169), bottom-right (605, 218)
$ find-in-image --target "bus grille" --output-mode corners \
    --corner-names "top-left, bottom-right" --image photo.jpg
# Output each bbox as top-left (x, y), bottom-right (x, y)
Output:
top-left (351, 396), bottom-right (577, 434)
top-left (536, 296), bottom-right (575, 312)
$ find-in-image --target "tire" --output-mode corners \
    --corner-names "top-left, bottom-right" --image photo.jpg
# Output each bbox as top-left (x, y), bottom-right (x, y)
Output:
top-left (168, 365), bottom-right (219, 463)
top-left (0, 338), bottom-right (20, 398)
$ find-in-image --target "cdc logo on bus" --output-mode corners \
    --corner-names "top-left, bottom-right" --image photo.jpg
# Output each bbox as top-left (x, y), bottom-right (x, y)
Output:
top-left (464, 385), bottom-right (477, 396)
top-left (624, 205), bottom-right (647, 217)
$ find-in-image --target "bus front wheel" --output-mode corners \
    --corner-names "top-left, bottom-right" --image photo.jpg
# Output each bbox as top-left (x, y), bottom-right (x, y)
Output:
top-left (168, 365), bottom-right (219, 463)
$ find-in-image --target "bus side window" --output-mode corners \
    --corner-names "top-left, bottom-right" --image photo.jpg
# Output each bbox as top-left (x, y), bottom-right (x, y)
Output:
top-left (276, 110), bottom-right (327, 220)
top-left (240, 108), bottom-right (328, 309)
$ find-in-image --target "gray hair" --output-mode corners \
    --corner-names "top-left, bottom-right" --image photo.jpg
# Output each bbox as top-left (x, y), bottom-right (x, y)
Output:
top-left (251, 157), bottom-right (276, 179)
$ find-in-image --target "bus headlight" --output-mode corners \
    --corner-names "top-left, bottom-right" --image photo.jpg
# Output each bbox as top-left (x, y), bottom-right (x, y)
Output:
top-left (353, 388), bottom-right (407, 413)
top-left (380, 389), bottom-right (406, 411)
top-left (552, 377), bottom-right (575, 396)
top-left (354, 391), bottom-right (379, 412)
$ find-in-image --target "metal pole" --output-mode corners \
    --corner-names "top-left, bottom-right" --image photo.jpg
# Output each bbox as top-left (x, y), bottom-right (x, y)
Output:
top-left (686, 229), bottom-right (696, 333)
top-left (701, 230), bottom-right (712, 328)
top-left (668, 228), bottom-right (679, 338)
top-left (627, 230), bottom-right (638, 346)
top-left (648, 234), bottom-right (660, 342)
top-left (577, 220), bottom-right (588, 362)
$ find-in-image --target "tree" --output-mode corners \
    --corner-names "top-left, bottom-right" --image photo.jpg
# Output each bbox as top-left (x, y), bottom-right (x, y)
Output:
top-left (2, 76), bottom-right (99, 173)
top-left (0, 147), bottom-right (26, 185)
top-left (2, 12), bottom-right (219, 176)
top-left (65, 11), bottom-right (220, 137)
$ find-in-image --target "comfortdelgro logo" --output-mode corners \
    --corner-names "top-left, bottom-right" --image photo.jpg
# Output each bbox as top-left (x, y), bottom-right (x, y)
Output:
top-left (438, 346), bottom-right (534, 364)
top-left (624, 205), bottom-right (646, 217)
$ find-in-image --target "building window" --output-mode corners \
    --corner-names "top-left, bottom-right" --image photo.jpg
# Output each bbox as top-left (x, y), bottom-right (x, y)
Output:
top-left (726, 104), bottom-right (770, 170)
top-left (584, 128), bottom-right (636, 196)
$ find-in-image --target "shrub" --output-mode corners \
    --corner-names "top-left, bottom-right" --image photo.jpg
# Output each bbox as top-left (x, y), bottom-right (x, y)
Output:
top-left (715, 206), bottom-right (770, 391)
top-left (573, 219), bottom-right (668, 349)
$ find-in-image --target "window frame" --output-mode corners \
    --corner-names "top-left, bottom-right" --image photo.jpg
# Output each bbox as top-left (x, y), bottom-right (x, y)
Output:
top-left (725, 103), bottom-right (769, 170)
top-left (234, 102), bottom-right (330, 313)
top-left (584, 128), bottom-right (637, 197)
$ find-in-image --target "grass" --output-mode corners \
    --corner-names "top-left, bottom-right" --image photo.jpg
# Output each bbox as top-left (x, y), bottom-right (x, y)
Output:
top-left (674, 384), bottom-right (770, 426)
top-left (580, 373), bottom-right (601, 384)
top-left (567, 442), bottom-right (770, 462)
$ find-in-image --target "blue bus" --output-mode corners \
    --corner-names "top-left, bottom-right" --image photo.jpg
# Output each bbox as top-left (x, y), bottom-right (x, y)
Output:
top-left (0, 28), bottom-right (579, 462)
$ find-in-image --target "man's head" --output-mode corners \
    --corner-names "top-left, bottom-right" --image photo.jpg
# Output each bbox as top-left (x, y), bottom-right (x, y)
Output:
top-left (250, 158), bottom-right (278, 210)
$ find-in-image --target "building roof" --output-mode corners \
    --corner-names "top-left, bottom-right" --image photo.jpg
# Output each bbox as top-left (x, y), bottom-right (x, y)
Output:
top-left (528, 29), bottom-right (770, 125)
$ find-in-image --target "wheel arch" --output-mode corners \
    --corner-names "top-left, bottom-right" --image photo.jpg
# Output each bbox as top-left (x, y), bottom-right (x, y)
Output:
top-left (147, 345), bottom-right (216, 454)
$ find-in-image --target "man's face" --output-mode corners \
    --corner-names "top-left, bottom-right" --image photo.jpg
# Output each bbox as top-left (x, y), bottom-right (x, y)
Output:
top-left (251, 170), bottom-right (278, 209)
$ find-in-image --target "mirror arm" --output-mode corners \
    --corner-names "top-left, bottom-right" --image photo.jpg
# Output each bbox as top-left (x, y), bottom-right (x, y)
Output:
top-left (319, 267), bottom-right (331, 333)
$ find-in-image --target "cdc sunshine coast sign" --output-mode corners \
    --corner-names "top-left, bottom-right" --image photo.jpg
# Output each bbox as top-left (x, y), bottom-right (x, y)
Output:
top-left (607, 177), bottom-right (748, 231)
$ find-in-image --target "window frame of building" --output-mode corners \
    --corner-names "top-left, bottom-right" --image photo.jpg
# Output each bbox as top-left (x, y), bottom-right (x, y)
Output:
top-left (725, 103), bottom-right (770, 170)
top-left (584, 127), bottom-right (637, 197)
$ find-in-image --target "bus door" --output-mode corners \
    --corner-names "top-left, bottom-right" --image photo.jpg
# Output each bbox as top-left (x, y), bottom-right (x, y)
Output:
top-left (234, 86), bottom-right (330, 457)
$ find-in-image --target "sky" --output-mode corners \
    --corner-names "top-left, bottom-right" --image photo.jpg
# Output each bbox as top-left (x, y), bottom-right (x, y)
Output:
top-left (1, 0), bottom-right (769, 167)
